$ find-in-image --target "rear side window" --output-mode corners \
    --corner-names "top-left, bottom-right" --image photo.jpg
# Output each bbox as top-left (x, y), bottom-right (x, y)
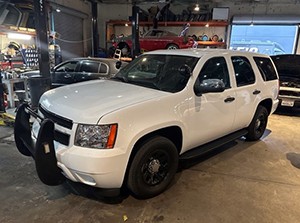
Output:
top-left (100, 63), bottom-right (108, 74)
top-left (79, 61), bottom-right (100, 73)
top-left (231, 56), bottom-right (255, 87)
top-left (254, 57), bottom-right (278, 81)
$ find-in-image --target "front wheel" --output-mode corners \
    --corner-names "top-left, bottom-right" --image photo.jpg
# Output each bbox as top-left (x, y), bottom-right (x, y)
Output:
top-left (246, 105), bottom-right (268, 141)
top-left (127, 136), bottom-right (178, 199)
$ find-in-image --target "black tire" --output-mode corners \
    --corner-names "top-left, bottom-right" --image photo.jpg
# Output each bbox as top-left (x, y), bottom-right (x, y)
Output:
top-left (166, 44), bottom-right (179, 50)
top-left (127, 136), bottom-right (178, 199)
top-left (246, 105), bottom-right (268, 141)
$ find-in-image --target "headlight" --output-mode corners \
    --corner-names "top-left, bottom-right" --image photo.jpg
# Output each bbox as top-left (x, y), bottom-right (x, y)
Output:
top-left (74, 124), bottom-right (117, 149)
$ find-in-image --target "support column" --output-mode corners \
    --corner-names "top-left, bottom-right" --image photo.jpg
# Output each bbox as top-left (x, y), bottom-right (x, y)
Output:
top-left (33, 0), bottom-right (50, 78)
top-left (91, 1), bottom-right (99, 57)
top-left (131, 4), bottom-right (140, 59)
top-left (30, 0), bottom-right (51, 109)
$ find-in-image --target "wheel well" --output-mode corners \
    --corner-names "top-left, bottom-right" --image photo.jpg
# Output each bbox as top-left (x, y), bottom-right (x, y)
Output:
top-left (166, 43), bottom-right (179, 49)
top-left (122, 126), bottom-right (182, 187)
top-left (258, 99), bottom-right (273, 115)
top-left (133, 126), bottom-right (182, 154)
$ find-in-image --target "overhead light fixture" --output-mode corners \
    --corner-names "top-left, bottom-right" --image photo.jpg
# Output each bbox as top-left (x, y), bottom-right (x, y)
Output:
top-left (125, 23), bottom-right (129, 27)
top-left (194, 4), bottom-right (200, 11)
top-left (205, 23), bottom-right (209, 27)
top-left (7, 33), bottom-right (31, 40)
top-left (56, 8), bottom-right (61, 12)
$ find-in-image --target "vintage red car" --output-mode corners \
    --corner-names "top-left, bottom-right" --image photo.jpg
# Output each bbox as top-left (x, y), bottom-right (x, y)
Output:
top-left (112, 29), bottom-right (195, 57)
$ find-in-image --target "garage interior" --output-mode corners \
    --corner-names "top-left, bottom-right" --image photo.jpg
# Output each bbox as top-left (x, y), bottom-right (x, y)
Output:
top-left (1, 0), bottom-right (300, 222)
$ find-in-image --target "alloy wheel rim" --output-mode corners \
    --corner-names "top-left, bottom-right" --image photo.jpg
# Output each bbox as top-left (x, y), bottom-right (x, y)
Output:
top-left (141, 150), bottom-right (169, 186)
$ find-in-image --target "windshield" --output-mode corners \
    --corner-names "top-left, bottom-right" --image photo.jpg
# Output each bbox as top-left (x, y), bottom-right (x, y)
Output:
top-left (114, 54), bottom-right (199, 93)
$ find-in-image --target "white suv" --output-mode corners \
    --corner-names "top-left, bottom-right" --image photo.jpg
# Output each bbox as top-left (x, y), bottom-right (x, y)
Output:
top-left (14, 49), bottom-right (279, 199)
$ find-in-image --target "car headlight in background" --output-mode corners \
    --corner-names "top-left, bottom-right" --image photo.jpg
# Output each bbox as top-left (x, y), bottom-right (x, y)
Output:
top-left (74, 124), bottom-right (117, 149)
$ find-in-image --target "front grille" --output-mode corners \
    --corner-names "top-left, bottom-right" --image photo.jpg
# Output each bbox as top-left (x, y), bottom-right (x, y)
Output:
top-left (279, 90), bottom-right (300, 97)
top-left (54, 130), bottom-right (70, 146)
top-left (39, 105), bottom-right (73, 130)
top-left (39, 104), bottom-right (73, 146)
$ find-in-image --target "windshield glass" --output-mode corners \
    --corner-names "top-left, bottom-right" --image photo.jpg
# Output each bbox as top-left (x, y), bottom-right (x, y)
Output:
top-left (114, 54), bottom-right (199, 93)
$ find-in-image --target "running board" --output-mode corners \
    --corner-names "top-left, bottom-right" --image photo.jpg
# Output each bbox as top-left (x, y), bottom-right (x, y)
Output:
top-left (180, 129), bottom-right (248, 160)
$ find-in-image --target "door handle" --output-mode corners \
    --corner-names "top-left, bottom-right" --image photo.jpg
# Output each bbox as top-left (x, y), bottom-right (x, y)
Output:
top-left (64, 74), bottom-right (71, 78)
top-left (224, 97), bottom-right (235, 103)
top-left (253, 89), bottom-right (261, 95)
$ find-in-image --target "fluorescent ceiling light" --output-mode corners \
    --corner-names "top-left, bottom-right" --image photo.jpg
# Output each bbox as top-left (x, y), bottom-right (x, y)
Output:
top-left (7, 33), bottom-right (31, 40)
top-left (56, 8), bottom-right (61, 12)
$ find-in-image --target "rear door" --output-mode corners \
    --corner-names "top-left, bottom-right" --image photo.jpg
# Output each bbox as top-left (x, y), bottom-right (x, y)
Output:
top-left (74, 60), bottom-right (101, 83)
top-left (229, 55), bottom-right (262, 131)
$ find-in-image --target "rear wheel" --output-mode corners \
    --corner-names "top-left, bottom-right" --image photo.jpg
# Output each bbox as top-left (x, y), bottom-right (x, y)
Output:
top-left (246, 105), bottom-right (268, 141)
top-left (166, 44), bottom-right (179, 50)
top-left (127, 136), bottom-right (178, 199)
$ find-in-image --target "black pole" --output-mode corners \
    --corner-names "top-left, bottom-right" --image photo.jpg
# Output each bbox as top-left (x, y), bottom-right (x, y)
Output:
top-left (131, 5), bottom-right (140, 59)
top-left (33, 0), bottom-right (50, 79)
top-left (0, 74), bottom-right (5, 113)
top-left (91, 1), bottom-right (99, 57)
top-left (30, 0), bottom-right (51, 109)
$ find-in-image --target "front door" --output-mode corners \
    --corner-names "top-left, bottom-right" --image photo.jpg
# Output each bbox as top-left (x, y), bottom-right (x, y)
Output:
top-left (185, 56), bottom-right (236, 151)
top-left (52, 60), bottom-right (78, 86)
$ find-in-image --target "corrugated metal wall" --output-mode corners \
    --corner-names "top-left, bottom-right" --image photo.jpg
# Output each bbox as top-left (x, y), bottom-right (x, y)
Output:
top-left (54, 12), bottom-right (84, 61)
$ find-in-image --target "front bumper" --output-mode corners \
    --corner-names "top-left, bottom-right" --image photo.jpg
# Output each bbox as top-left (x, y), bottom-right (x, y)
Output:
top-left (278, 96), bottom-right (300, 108)
top-left (14, 103), bottom-right (122, 196)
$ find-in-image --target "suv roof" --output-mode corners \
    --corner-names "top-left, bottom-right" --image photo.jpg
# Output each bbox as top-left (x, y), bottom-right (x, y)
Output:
top-left (146, 49), bottom-right (270, 58)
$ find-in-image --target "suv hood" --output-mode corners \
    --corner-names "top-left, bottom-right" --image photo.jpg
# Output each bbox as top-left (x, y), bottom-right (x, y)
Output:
top-left (39, 80), bottom-right (167, 124)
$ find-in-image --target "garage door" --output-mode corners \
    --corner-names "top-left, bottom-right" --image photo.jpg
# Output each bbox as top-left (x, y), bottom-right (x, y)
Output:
top-left (54, 12), bottom-right (84, 61)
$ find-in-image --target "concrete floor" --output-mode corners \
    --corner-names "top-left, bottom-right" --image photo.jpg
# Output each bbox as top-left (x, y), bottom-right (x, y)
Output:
top-left (1, 109), bottom-right (300, 223)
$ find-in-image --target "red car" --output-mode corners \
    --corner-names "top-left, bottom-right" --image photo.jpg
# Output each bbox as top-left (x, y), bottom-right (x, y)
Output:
top-left (112, 29), bottom-right (195, 57)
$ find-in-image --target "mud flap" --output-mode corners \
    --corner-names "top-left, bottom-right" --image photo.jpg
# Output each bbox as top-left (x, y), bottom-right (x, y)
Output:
top-left (14, 103), bottom-right (32, 156)
top-left (35, 119), bottom-right (65, 186)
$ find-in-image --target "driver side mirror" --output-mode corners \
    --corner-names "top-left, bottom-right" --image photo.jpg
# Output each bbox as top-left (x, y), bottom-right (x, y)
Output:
top-left (194, 79), bottom-right (226, 96)
top-left (115, 61), bottom-right (122, 69)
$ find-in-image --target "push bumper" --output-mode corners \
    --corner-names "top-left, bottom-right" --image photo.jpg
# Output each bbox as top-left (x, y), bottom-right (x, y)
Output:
top-left (14, 103), bottom-right (121, 197)
top-left (14, 103), bottom-right (66, 186)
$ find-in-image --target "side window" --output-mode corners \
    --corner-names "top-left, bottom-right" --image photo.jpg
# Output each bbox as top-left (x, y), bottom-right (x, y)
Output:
top-left (231, 56), bottom-right (255, 87)
top-left (79, 61), bottom-right (100, 73)
top-left (99, 63), bottom-right (108, 74)
top-left (253, 57), bottom-right (278, 81)
top-left (195, 57), bottom-right (230, 89)
top-left (55, 61), bottom-right (77, 72)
